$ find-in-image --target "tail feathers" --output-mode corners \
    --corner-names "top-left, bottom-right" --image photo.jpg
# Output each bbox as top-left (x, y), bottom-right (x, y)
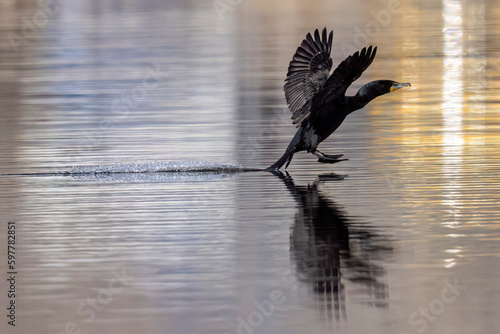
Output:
top-left (267, 127), bottom-right (303, 171)
top-left (266, 149), bottom-right (295, 171)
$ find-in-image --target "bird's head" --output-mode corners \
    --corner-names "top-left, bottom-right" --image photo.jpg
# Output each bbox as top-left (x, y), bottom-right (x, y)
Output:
top-left (356, 80), bottom-right (411, 102)
top-left (352, 80), bottom-right (411, 111)
top-left (375, 80), bottom-right (411, 95)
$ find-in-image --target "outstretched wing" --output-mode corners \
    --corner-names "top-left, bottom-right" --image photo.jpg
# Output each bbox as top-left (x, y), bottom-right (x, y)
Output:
top-left (284, 28), bottom-right (333, 126)
top-left (311, 45), bottom-right (377, 110)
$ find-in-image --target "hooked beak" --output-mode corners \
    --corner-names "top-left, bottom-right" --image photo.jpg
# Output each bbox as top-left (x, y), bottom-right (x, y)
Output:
top-left (390, 82), bottom-right (411, 92)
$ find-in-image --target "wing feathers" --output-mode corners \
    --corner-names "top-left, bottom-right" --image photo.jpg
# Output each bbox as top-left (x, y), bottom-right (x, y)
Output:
top-left (284, 28), bottom-right (377, 127)
top-left (284, 28), bottom-right (333, 124)
top-left (311, 45), bottom-right (377, 112)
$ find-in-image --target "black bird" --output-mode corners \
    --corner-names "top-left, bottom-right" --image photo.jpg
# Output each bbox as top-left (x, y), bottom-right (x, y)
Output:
top-left (268, 28), bottom-right (410, 170)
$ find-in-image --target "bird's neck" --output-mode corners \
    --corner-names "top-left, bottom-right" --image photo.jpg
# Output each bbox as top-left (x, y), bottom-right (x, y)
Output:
top-left (347, 82), bottom-right (380, 112)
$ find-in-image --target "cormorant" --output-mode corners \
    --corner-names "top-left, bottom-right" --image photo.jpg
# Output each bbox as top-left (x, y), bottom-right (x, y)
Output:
top-left (267, 28), bottom-right (410, 170)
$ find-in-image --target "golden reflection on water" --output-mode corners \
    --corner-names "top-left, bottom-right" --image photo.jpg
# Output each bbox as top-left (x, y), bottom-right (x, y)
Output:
top-left (370, 0), bottom-right (499, 270)
top-left (441, 0), bottom-right (465, 269)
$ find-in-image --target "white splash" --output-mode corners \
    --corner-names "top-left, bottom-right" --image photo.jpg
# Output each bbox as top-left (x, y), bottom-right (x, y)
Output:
top-left (68, 160), bottom-right (256, 174)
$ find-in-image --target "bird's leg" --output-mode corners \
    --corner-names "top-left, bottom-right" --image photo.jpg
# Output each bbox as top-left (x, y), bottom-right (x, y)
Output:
top-left (314, 150), bottom-right (348, 164)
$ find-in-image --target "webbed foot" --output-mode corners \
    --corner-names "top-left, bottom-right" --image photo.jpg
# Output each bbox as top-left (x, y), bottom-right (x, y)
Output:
top-left (314, 151), bottom-right (348, 164)
top-left (322, 154), bottom-right (344, 160)
top-left (317, 157), bottom-right (348, 164)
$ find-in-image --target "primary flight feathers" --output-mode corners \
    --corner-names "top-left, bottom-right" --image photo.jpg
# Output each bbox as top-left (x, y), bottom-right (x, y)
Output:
top-left (284, 28), bottom-right (376, 127)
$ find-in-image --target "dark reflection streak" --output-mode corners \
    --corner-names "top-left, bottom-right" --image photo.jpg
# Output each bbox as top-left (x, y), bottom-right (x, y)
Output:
top-left (271, 171), bottom-right (393, 324)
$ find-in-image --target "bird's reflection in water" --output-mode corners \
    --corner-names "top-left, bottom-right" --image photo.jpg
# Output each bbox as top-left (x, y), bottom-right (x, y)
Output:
top-left (273, 171), bottom-right (393, 324)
